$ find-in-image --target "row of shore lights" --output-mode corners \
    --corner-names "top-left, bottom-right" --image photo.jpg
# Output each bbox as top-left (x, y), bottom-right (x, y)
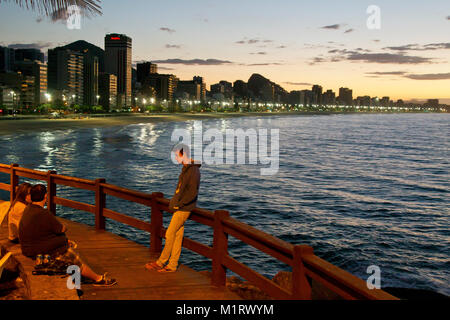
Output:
top-left (38, 94), bottom-right (445, 112)
top-left (135, 97), bottom-right (156, 104)
top-left (43, 94), bottom-right (113, 104)
top-left (45, 93), bottom-right (78, 102)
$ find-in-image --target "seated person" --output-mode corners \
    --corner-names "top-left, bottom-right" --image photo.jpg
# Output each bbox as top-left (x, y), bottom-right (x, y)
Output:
top-left (19, 184), bottom-right (117, 287)
top-left (8, 182), bottom-right (32, 243)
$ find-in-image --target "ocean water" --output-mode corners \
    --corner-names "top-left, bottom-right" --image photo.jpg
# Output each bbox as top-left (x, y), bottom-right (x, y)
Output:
top-left (0, 113), bottom-right (448, 295)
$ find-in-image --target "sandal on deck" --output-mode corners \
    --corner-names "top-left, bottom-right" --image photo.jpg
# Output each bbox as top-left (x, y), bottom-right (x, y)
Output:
top-left (145, 261), bottom-right (163, 271)
top-left (93, 273), bottom-right (117, 287)
top-left (158, 266), bottom-right (176, 273)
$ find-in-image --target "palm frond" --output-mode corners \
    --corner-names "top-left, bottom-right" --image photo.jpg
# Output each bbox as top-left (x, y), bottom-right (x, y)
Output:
top-left (0, 0), bottom-right (102, 17)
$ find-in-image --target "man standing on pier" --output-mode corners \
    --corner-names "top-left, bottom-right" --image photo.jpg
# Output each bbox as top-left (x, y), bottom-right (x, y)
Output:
top-left (146, 144), bottom-right (201, 273)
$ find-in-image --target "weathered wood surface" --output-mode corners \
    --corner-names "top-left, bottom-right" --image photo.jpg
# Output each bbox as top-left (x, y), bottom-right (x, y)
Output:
top-left (0, 203), bottom-right (240, 300)
top-left (63, 219), bottom-right (240, 300)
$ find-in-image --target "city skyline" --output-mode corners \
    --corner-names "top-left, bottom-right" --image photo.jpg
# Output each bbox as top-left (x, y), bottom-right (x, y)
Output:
top-left (1, 0), bottom-right (449, 103)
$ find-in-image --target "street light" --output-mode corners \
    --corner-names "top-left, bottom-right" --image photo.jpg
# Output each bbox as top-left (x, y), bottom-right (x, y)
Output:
top-left (10, 91), bottom-right (17, 114)
top-left (45, 93), bottom-right (52, 103)
top-left (96, 95), bottom-right (100, 105)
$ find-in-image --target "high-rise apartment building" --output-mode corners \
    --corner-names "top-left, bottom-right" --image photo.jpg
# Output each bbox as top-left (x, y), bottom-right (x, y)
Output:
top-left (99, 72), bottom-right (117, 110)
top-left (356, 96), bottom-right (371, 107)
top-left (20, 75), bottom-right (35, 108)
top-left (14, 60), bottom-right (47, 106)
top-left (0, 46), bottom-right (15, 72)
top-left (427, 99), bottom-right (439, 107)
top-left (288, 91), bottom-right (302, 105)
top-left (193, 76), bottom-right (206, 101)
top-left (48, 47), bottom-right (84, 105)
top-left (145, 73), bottom-right (176, 102)
top-left (338, 87), bottom-right (353, 106)
top-left (322, 89), bottom-right (336, 106)
top-left (380, 96), bottom-right (390, 107)
top-left (233, 80), bottom-right (248, 98)
top-left (105, 34), bottom-right (132, 108)
top-left (82, 50), bottom-right (99, 106)
top-left (211, 80), bottom-right (233, 99)
top-left (0, 72), bottom-right (35, 109)
top-left (176, 78), bottom-right (203, 101)
top-left (59, 41), bottom-right (103, 106)
top-left (300, 90), bottom-right (313, 106)
top-left (14, 48), bottom-right (45, 63)
top-left (137, 62), bottom-right (158, 84)
top-left (312, 85), bottom-right (323, 105)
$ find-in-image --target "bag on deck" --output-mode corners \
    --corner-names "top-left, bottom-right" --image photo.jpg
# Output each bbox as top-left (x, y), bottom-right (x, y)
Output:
top-left (32, 259), bottom-right (72, 276)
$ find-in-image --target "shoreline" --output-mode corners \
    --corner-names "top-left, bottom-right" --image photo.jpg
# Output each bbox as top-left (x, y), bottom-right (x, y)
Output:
top-left (0, 111), bottom-right (331, 136)
top-left (0, 111), bottom-right (444, 136)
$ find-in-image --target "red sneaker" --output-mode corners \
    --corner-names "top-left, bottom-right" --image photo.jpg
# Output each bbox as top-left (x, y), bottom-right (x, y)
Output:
top-left (145, 261), bottom-right (163, 271)
top-left (157, 266), bottom-right (176, 273)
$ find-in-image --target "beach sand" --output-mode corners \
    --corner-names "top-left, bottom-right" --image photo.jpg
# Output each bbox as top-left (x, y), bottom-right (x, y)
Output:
top-left (0, 112), bottom-right (327, 136)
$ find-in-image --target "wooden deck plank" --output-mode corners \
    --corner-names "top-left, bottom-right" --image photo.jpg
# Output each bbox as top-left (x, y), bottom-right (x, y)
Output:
top-left (61, 219), bottom-right (239, 300)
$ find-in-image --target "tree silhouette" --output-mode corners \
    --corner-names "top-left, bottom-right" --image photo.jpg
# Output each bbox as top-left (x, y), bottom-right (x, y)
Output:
top-left (0, 0), bottom-right (102, 17)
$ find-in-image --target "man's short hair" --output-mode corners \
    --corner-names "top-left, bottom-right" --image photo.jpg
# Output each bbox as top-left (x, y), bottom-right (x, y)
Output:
top-left (30, 184), bottom-right (47, 202)
top-left (173, 143), bottom-right (190, 158)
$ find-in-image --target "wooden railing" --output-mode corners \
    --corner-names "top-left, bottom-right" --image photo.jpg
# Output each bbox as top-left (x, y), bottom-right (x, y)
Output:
top-left (0, 163), bottom-right (398, 300)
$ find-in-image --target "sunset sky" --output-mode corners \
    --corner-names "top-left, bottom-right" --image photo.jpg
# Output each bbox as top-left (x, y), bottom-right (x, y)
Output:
top-left (1, 0), bottom-right (449, 103)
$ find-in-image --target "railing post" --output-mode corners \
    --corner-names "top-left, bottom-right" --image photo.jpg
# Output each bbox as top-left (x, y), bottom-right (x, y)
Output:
top-left (211, 210), bottom-right (229, 287)
top-left (10, 164), bottom-right (19, 202)
top-left (292, 245), bottom-right (313, 300)
top-left (47, 170), bottom-right (57, 215)
top-left (150, 192), bottom-right (164, 253)
top-left (95, 178), bottom-right (106, 230)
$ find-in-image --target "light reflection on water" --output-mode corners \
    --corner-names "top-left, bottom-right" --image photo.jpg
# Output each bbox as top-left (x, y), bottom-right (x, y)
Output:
top-left (0, 113), bottom-right (449, 295)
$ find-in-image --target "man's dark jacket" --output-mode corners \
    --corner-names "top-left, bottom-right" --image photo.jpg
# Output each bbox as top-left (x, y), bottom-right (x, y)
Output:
top-left (169, 162), bottom-right (201, 212)
top-left (18, 204), bottom-right (68, 257)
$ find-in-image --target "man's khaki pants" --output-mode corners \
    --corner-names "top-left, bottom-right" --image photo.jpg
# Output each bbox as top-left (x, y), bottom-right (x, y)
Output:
top-left (157, 211), bottom-right (190, 270)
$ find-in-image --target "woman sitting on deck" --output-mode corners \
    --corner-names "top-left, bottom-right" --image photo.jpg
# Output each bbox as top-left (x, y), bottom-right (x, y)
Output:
top-left (7, 182), bottom-right (32, 243)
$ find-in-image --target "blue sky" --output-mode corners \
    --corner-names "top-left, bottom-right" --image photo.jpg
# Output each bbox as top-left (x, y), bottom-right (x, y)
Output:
top-left (1, 0), bottom-right (449, 102)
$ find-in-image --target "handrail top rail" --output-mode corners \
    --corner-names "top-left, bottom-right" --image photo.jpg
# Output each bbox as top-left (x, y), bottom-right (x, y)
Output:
top-left (156, 197), bottom-right (215, 220)
top-left (302, 253), bottom-right (399, 300)
top-left (222, 215), bottom-right (295, 257)
top-left (52, 173), bottom-right (96, 186)
top-left (14, 166), bottom-right (48, 177)
top-left (101, 182), bottom-right (154, 200)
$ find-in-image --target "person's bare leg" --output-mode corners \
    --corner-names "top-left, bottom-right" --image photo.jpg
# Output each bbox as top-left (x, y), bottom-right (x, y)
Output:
top-left (80, 264), bottom-right (102, 282)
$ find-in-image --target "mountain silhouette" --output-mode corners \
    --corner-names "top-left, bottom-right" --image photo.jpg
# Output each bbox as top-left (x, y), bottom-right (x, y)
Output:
top-left (247, 73), bottom-right (288, 102)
